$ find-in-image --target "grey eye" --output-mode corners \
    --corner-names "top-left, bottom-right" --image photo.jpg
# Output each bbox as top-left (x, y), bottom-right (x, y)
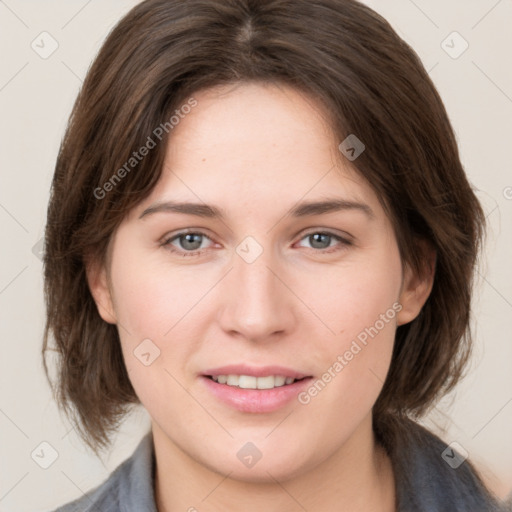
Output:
top-left (177, 233), bottom-right (204, 250)
top-left (308, 233), bottom-right (333, 249)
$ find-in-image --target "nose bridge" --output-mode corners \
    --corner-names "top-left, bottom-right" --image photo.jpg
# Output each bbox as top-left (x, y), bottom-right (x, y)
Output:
top-left (218, 240), bottom-right (294, 341)
top-left (237, 249), bottom-right (276, 301)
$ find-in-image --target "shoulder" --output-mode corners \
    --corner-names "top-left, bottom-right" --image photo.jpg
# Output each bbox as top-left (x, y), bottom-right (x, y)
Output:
top-left (51, 433), bottom-right (156, 512)
top-left (379, 416), bottom-right (502, 512)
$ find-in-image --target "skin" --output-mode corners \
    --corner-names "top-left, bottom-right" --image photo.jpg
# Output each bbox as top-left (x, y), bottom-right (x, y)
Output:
top-left (88, 82), bottom-right (434, 511)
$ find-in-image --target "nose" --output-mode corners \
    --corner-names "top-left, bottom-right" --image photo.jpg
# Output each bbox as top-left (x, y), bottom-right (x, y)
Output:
top-left (216, 246), bottom-right (297, 343)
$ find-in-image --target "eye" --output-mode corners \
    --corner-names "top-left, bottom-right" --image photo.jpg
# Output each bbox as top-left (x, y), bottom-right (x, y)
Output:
top-left (296, 231), bottom-right (352, 253)
top-left (161, 229), bottom-right (352, 258)
top-left (161, 231), bottom-right (214, 257)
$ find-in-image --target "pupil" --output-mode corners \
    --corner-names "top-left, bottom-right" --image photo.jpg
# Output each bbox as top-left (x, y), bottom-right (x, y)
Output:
top-left (310, 233), bottom-right (330, 249)
top-left (182, 233), bottom-right (202, 250)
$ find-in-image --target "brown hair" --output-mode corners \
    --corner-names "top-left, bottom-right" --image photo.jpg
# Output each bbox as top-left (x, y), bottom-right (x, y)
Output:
top-left (43, 0), bottom-right (485, 452)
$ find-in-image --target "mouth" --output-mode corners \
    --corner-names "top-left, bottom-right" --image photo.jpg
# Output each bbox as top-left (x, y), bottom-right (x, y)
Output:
top-left (200, 365), bottom-right (313, 413)
top-left (205, 374), bottom-right (307, 389)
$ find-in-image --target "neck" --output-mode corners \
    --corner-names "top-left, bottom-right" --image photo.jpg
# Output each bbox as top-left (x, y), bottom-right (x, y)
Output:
top-left (153, 414), bottom-right (395, 512)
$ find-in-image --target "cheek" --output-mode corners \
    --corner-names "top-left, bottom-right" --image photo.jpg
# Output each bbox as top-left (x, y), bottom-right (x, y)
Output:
top-left (300, 243), bottom-right (402, 401)
top-left (107, 243), bottom-right (205, 387)
top-left (110, 244), bottom-right (207, 338)
top-left (306, 247), bottom-right (402, 346)
top-left (296, 287), bottom-right (399, 434)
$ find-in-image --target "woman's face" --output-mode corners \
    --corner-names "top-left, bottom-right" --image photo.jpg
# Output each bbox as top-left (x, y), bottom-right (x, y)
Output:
top-left (90, 82), bottom-right (427, 482)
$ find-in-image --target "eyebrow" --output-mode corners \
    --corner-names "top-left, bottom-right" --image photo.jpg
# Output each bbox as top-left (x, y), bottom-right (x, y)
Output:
top-left (139, 198), bottom-right (374, 220)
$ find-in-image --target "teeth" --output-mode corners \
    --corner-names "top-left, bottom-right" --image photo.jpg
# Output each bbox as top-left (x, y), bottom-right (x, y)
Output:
top-left (238, 375), bottom-right (257, 389)
top-left (227, 375), bottom-right (239, 386)
top-left (274, 376), bottom-right (286, 387)
top-left (211, 374), bottom-right (297, 389)
top-left (256, 375), bottom-right (275, 389)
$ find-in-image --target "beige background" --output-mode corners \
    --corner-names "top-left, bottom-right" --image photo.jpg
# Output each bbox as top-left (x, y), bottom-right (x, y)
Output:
top-left (0, 1), bottom-right (511, 510)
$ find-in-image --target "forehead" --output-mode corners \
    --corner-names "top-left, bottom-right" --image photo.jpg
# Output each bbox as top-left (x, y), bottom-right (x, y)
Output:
top-left (136, 82), bottom-right (381, 218)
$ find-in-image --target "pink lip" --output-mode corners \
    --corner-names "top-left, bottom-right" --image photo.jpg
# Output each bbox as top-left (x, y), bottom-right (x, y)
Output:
top-left (202, 364), bottom-right (308, 380)
top-left (199, 365), bottom-right (313, 413)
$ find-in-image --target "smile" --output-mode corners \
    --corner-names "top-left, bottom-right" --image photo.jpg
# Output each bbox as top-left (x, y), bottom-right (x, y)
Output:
top-left (201, 365), bottom-right (313, 413)
top-left (208, 374), bottom-right (301, 389)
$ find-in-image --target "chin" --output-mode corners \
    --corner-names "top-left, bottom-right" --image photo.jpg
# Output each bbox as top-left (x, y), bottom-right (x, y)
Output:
top-left (198, 442), bottom-right (319, 484)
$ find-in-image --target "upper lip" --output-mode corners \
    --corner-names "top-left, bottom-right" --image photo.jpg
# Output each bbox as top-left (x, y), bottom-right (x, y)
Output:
top-left (202, 364), bottom-right (310, 380)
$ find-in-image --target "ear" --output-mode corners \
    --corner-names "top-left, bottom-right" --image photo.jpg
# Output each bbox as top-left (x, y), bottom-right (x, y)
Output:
top-left (85, 254), bottom-right (117, 324)
top-left (396, 241), bottom-right (436, 326)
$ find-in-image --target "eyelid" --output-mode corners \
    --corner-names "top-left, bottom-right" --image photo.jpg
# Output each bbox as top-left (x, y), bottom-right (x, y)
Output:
top-left (160, 227), bottom-right (214, 243)
top-left (298, 227), bottom-right (353, 241)
top-left (160, 229), bottom-right (217, 250)
top-left (160, 227), bottom-right (354, 256)
top-left (293, 229), bottom-right (354, 252)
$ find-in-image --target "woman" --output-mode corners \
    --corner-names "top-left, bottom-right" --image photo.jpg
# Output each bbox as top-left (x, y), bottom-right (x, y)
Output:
top-left (43, 0), bottom-right (504, 510)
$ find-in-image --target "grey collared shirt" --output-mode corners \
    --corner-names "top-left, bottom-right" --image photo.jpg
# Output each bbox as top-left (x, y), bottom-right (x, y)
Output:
top-left (53, 433), bottom-right (157, 512)
top-left (52, 421), bottom-right (503, 512)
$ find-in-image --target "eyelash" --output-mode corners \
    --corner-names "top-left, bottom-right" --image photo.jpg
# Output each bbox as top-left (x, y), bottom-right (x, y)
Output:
top-left (160, 229), bottom-right (352, 258)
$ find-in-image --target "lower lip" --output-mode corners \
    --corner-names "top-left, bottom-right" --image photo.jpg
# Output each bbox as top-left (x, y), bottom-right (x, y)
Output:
top-left (200, 376), bottom-right (313, 413)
